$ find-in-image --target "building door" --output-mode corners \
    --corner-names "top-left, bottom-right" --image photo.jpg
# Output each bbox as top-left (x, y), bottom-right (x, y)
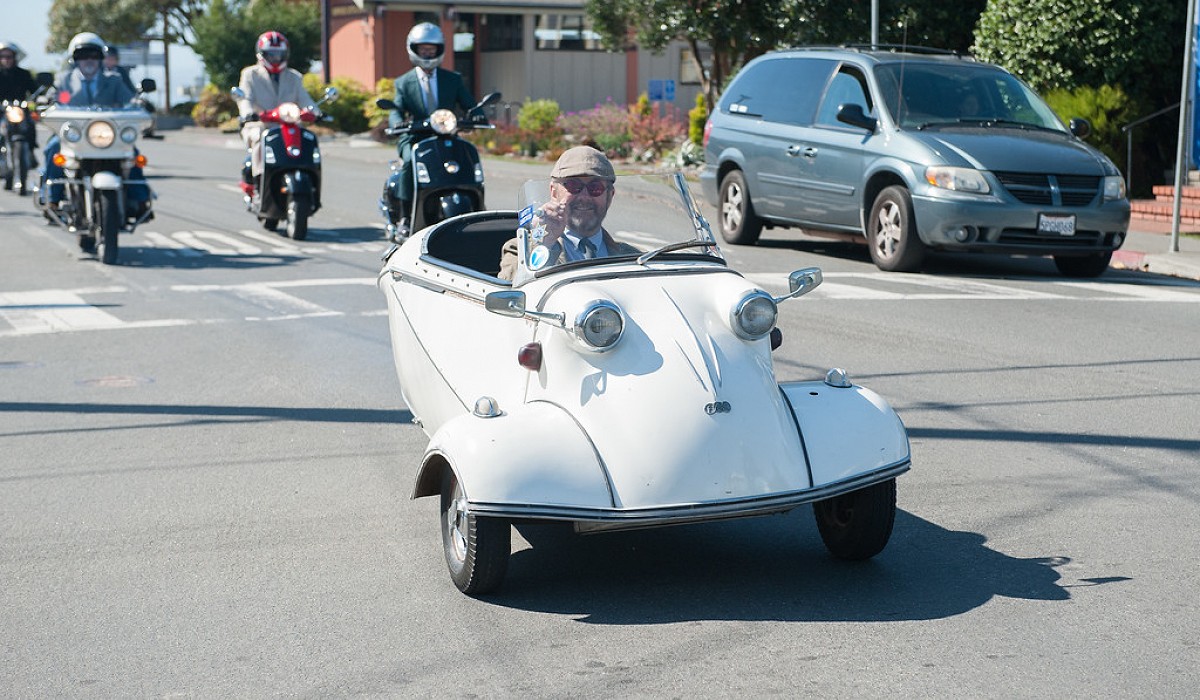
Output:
top-left (452, 13), bottom-right (476, 97)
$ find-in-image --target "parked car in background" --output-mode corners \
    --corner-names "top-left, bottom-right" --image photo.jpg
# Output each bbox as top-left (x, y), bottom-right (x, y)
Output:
top-left (701, 46), bottom-right (1131, 277)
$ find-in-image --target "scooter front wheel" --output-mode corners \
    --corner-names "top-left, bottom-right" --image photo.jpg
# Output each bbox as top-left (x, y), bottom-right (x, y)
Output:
top-left (287, 193), bottom-right (310, 241)
top-left (261, 218), bottom-right (278, 232)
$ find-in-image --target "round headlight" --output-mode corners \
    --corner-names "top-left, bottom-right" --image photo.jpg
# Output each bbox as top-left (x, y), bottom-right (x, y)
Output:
top-left (120, 126), bottom-right (139, 144)
top-left (430, 108), bottom-right (457, 135)
top-left (574, 300), bottom-right (624, 352)
top-left (277, 102), bottom-right (302, 124)
top-left (62, 124), bottom-right (83, 143)
top-left (5, 105), bottom-right (25, 123)
top-left (86, 120), bottom-right (116, 148)
top-left (731, 291), bottom-right (777, 340)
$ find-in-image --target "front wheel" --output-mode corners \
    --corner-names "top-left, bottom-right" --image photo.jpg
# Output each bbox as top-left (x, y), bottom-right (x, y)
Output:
top-left (96, 189), bottom-right (121, 265)
top-left (16, 142), bottom-right (31, 195)
top-left (718, 170), bottom-right (763, 245)
top-left (286, 193), bottom-right (310, 241)
top-left (867, 186), bottom-right (925, 272)
top-left (441, 469), bottom-right (509, 595)
top-left (813, 479), bottom-right (896, 560)
top-left (1053, 252), bottom-right (1111, 278)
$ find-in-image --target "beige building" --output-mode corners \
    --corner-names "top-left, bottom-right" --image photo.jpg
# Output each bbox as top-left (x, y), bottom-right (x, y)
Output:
top-left (327, 0), bottom-right (701, 118)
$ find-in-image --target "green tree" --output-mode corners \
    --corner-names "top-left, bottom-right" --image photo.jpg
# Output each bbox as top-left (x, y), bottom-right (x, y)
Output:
top-left (790, 0), bottom-right (985, 53)
top-left (192, 0), bottom-right (320, 93)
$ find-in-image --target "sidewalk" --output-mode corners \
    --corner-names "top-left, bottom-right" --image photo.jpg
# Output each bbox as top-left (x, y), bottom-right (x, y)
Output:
top-left (1117, 219), bottom-right (1200, 281)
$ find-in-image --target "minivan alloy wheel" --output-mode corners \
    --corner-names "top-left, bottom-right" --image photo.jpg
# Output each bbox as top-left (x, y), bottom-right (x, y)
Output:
top-left (867, 186), bottom-right (925, 272)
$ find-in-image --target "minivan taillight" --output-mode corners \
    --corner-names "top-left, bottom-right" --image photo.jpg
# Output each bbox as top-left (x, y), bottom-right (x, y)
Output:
top-left (703, 119), bottom-right (713, 147)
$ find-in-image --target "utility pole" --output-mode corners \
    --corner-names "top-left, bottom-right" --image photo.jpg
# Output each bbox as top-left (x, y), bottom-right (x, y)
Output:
top-left (1171, 0), bottom-right (1197, 253)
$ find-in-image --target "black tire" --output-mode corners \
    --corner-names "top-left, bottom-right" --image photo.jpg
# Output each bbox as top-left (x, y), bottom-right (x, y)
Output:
top-left (2, 148), bottom-right (11, 191)
top-left (17, 142), bottom-right (30, 196)
top-left (718, 170), bottom-right (763, 245)
top-left (440, 469), bottom-right (510, 595)
top-left (813, 479), bottom-right (897, 560)
top-left (261, 218), bottom-right (278, 232)
top-left (867, 186), bottom-right (925, 272)
top-left (286, 194), bottom-right (310, 241)
top-left (97, 190), bottom-right (121, 265)
top-left (1053, 252), bottom-right (1111, 278)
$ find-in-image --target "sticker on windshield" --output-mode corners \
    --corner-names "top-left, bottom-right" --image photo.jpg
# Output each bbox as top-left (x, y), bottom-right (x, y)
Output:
top-left (518, 205), bottom-right (534, 227)
top-left (529, 244), bottom-right (550, 270)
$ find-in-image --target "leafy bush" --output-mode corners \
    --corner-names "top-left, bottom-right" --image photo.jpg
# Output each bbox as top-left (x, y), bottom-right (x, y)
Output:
top-left (1044, 84), bottom-right (1136, 168)
top-left (558, 99), bottom-right (632, 157)
top-left (463, 123), bottom-right (524, 156)
top-left (688, 92), bottom-right (708, 146)
top-left (517, 99), bottom-right (563, 156)
top-left (191, 84), bottom-right (237, 128)
top-left (628, 103), bottom-right (687, 162)
top-left (302, 74), bottom-right (372, 134)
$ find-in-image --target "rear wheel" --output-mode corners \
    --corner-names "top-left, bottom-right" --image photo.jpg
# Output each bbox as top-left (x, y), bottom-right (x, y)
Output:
top-left (1053, 252), bottom-right (1111, 278)
top-left (2, 146), bottom-right (12, 191)
top-left (867, 186), bottom-right (925, 272)
top-left (718, 170), bottom-right (763, 245)
top-left (813, 479), bottom-right (897, 560)
top-left (286, 194), bottom-right (310, 241)
top-left (96, 190), bottom-right (121, 265)
top-left (441, 469), bottom-right (509, 595)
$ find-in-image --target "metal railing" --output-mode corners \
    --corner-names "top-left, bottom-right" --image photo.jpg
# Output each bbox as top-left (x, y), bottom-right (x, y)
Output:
top-left (1120, 102), bottom-right (1179, 195)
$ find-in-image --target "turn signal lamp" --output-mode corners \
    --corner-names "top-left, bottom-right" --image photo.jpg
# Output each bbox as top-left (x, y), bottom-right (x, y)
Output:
top-left (518, 342), bottom-right (542, 371)
top-left (135, 154), bottom-right (148, 167)
top-left (52, 153), bottom-right (67, 167)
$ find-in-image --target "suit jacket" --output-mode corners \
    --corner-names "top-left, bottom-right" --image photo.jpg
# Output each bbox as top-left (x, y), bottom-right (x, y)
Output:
top-left (388, 67), bottom-right (476, 143)
top-left (0, 66), bottom-right (38, 102)
top-left (54, 68), bottom-right (134, 107)
top-left (236, 65), bottom-right (316, 118)
top-left (498, 231), bottom-right (641, 281)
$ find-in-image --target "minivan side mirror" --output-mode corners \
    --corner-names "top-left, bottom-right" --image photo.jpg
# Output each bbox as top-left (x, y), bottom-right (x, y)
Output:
top-left (1068, 118), bottom-right (1091, 139)
top-left (836, 103), bottom-right (877, 132)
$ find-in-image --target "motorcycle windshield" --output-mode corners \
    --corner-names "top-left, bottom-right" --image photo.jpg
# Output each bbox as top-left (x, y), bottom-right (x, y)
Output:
top-left (512, 172), bottom-right (722, 284)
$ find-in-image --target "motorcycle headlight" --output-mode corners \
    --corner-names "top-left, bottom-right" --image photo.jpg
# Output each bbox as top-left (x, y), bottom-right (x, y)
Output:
top-left (5, 105), bottom-right (24, 123)
top-left (62, 123), bottom-right (83, 143)
top-left (430, 108), bottom-right (457, 135)
top-left (731, 291), bottom-right (777, 340)
top-left (1102, 175), bottom-right (1126, 201)
top-left (86, 121), bottom-right (116, 148)
top-left (573, 300), bottom-right (624, 352)
top-left (120, 126), bottom-right (139, 144)
top-left (277, 102), bottom-right (302, 124)
top-left (925, 166), bottom-right (990, 194)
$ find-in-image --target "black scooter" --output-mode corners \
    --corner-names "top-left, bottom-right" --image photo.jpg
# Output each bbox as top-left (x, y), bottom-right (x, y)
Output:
top-left (1, 91), bottom-right (45, 195)
top-left (377, 92), bottom-right (500, 241)
top-left (231, 86), bottom-right (338, 241)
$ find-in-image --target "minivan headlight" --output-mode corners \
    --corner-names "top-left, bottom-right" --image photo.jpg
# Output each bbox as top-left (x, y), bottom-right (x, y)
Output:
top-left (925, 166), bottom-right (990, 194)
top-left (1102, 175), bottom-right (1126, 201)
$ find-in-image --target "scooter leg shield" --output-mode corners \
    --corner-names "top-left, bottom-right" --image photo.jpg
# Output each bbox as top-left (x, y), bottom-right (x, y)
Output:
top-left (439, 191), bottom-right (475, 220)
top-left (282, 171), bottom-right (314, 196)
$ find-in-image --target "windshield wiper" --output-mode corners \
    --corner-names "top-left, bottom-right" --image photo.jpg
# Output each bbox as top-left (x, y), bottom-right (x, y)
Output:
top-left (636, 240), bottom-right (716, 266)
top-left (954, 118), bottom-right (1060, 132)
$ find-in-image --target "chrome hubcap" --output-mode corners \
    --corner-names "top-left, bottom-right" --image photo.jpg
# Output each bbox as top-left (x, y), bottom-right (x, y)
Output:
top-left (722, 184), bottom-right (743, 231)
top-left (874, 202), bottom-right (901, 259)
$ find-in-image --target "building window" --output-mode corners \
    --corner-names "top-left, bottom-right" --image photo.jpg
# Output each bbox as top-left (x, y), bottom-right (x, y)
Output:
top-left (481, 14), bottom-right (523, 51)
top-left (534, 14), bottom-right (603, 51)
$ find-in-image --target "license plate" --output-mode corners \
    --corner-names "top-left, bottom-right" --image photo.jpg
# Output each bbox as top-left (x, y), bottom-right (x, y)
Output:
top-left (1037, 213), bottom-right (1076, 236)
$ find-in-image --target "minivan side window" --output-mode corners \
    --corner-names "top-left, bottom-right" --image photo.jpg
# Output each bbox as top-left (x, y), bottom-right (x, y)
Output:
top-left (719, 57), bottom-right (836, 126)
top-left (815, 67), bottom-right (873, 127)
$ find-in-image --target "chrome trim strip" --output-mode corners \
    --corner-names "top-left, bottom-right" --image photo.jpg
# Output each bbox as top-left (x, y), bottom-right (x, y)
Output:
top-left (466, 460), bottom-right (911, 530)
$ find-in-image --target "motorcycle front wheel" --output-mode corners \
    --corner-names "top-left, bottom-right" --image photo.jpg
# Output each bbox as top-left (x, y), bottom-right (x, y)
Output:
top-left (287, 193), bottom-right (310, 241)
top-left (97, 190), bottom-right (121, 265)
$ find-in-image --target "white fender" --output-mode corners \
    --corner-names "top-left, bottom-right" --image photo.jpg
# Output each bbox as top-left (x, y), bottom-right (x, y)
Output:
top-left (780, 381), bottom-right (910, 486)
top-left (90, 171), bottom-right (123, 190)
top-left (413, 400), bottom-right (614, 511)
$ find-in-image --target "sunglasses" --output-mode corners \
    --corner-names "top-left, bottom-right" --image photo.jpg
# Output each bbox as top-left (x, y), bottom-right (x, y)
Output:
top-left (558, 179), bottom-right (609, 197)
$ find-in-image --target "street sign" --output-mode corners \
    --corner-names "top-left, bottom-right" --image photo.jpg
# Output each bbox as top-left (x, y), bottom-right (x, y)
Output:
top-left (648, 79), bottom-right (676, 102)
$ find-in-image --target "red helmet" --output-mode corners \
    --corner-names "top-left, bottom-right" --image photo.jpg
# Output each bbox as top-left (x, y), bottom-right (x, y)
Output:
top-left (256, 31), bottom-right (289, 74)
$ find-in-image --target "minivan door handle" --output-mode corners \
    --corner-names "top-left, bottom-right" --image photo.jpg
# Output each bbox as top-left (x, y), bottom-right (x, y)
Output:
top-left (787, 145), bottom-right (818, 159)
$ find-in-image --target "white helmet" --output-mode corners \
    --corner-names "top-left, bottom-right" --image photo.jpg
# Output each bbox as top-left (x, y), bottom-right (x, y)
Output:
top-left (406, 22), bottom-right (445, 71)
top-left (0, 41), bottom-right (26, 64)
top-left (68, 32), bottom-right (107, 63)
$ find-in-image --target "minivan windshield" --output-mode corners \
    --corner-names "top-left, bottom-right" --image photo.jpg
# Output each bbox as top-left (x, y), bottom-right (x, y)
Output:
top-left (874, 62), bottom-right (1066, 132)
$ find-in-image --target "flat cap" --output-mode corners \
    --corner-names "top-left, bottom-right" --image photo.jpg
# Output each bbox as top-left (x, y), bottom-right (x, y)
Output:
top-left (551, 146), bottom-right (615, 181)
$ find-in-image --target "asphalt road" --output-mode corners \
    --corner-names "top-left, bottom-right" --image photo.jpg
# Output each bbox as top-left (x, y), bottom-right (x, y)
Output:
top-left (2, 128), bottom-right (1199, 697)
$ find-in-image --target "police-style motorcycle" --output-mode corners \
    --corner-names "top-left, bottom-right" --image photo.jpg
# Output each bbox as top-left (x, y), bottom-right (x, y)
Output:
top-left (36, 77), bottom-right (157, 265)
top-left (232, 86), bottom-right (338, 241)
top-left (377, 92), bottom-right (500, 241)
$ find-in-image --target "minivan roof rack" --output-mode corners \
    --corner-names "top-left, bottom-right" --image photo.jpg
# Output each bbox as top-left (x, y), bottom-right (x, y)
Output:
top-left (781, 44), bottom-right (974, 59)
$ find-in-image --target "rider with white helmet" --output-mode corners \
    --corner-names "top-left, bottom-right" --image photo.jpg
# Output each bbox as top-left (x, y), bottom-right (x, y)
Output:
top-left (383, 21), bottom-right (479, 240)
top-left (235, 30), bottom-right (317, 196)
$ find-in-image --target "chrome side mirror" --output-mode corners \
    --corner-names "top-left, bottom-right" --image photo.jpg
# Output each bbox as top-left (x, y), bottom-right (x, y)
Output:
top-left (230, 86), bottom-right (246, 100)
top-left (486, 290), bottom-right (526, 317)
top-left (774, 267), bottom-right (823, 303)
top-left (323, 86), bottom-right (339, 103)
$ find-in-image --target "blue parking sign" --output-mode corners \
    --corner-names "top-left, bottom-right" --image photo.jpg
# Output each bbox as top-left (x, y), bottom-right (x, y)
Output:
top-left (648, 79), bottom-right (676, 102)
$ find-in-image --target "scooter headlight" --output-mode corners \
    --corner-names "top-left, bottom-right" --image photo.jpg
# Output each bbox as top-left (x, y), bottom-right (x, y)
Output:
top-left (119, 126), bottom-right (139, 144)
top-left (5, 105), bottom-right (24, 123)
top-left (731, 290), bottom-right (777, 340)
top-left (86, 120), bottom-right (116, 148)
top-left (277, 102), bottom-right (302, 124)
top-left (574, 300), bottom-right (624, 352)
top-left (62, 123), bottom-right (83, 143)
top-left (430, 108), bottom-right (457, 135)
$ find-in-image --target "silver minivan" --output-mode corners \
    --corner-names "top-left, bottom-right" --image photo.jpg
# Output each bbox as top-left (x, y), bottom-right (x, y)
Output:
top-left (700, 47), bottom-right (1130, 276)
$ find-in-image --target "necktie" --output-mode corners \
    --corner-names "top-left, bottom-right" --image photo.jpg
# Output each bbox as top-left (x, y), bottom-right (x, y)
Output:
top-left (85, 78), bottom-right (94, 104)
top-left (421, 74), bottom-right (436, 112)
top-left (577, 238), bottom-right (596, 260)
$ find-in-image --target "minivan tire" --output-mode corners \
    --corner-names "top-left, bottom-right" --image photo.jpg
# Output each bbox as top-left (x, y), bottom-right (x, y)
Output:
top-left (1053, 252), bottom-right (1111, 278)
top-left (718, 170), bottom-right (763, 245)
top-left (867, 186), bottom-right (925, 272)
